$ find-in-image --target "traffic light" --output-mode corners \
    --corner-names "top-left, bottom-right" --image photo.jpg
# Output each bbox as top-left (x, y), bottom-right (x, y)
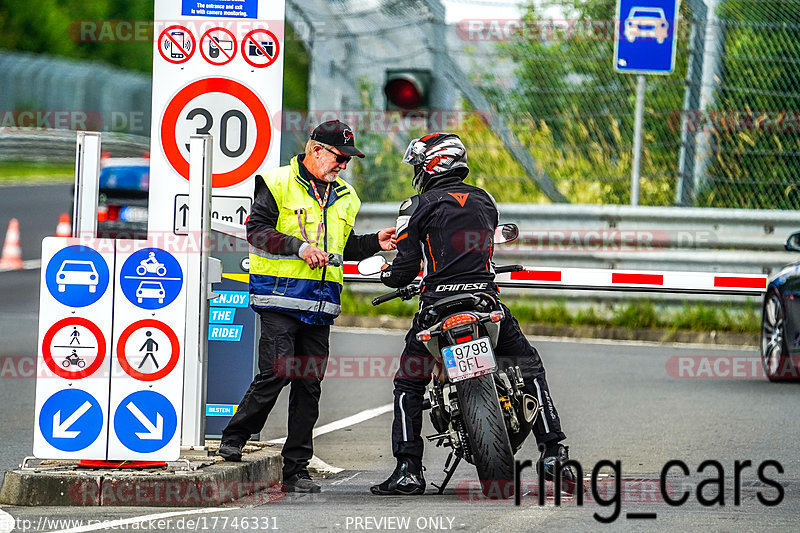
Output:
top-left (384, 69), bottom-right (431, 111)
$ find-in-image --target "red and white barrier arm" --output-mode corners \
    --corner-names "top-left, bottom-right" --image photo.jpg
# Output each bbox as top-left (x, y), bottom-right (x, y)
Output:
top-left (343, 263), bottom-right (768, 296)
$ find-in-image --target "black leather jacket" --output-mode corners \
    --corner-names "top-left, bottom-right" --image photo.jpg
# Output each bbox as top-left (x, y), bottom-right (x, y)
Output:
top-left (380, 177), bottom-right (499, 300)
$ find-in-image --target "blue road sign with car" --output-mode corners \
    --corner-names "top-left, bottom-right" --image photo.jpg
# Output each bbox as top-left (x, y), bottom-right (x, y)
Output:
top-left (45, 245), bottom-right (110, 307)
top-left (119, 248), bottom-right (183, 309)
top-left (615, 0), bottom-right (679, 74)
top-left (113, 390), bottom-right (177, 453)
top-left (39, 389), bottom-right (104, 452)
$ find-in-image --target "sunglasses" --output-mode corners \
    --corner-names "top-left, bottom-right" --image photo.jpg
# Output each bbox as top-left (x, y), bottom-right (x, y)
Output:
top-left (323, 146), bottom-right (352, 164)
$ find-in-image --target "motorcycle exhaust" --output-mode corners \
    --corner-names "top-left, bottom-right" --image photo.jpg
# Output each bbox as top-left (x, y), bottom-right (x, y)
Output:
top-left (521, 394), bottom-right (539, 423)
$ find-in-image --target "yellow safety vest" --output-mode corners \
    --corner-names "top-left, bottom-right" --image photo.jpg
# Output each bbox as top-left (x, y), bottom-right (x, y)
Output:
top-left (249, 156), bottom-right (361, 324)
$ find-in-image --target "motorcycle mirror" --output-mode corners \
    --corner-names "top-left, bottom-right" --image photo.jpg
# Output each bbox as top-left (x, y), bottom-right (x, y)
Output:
top-left (494, 223), bottom-right (519, 244)
top-left (357, 255), bottom-right (387, 276)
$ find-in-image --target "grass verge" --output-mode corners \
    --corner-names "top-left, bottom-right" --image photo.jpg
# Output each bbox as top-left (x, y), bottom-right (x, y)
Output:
top-left (341, 290), bottom-right (761, 334)
top-left (0, 162), bottom-right (75, 184)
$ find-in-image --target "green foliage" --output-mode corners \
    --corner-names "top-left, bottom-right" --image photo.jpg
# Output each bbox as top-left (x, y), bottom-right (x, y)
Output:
top-left (696, 0), bottom-right (800, 209)
top-left (610, 301), bottom-right (660, 329)
top-left (485, 0), bottom-right (692, 205)
top-left (340, 288), bottom-right (760, 333)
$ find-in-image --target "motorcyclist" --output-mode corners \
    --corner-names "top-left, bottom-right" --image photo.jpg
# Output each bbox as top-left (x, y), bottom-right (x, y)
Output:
top-left (370, 133), bottom-right (577, 496)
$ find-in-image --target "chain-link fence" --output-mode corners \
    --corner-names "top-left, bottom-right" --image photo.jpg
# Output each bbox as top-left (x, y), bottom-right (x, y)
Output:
top-left (290, 0), bottom-right (800, 208)
top-left (1, 1), bottom-right (798, 208)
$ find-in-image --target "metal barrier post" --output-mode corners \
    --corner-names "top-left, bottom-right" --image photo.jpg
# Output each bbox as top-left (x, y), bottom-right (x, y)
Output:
top-left (73, 131), bottom-right (101, 237)
top-left (182, 135), bottom-right (213, 448)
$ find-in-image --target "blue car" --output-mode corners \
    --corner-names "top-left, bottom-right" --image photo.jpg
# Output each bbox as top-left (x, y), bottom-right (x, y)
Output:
top-left (96, 158), bottom-right (149, 239)
top-left (761, 232), bottom-right (800, 381)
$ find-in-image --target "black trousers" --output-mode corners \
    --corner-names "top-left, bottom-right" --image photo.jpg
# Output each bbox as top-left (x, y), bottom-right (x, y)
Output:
top-left (221, 310), bottom-right (330, 478)
top-left (392, 302), bottom-right (567, 459)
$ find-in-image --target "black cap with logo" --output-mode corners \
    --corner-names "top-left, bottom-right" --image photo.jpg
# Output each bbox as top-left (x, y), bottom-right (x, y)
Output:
top-left (310, 120), bottom-right (365, 158)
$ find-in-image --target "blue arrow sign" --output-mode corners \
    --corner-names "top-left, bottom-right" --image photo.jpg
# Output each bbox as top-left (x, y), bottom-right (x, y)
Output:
top-left (119, 248), bottom-right (183, 310)
top-left (615, 0), bottom-right (679, 74)
top-left (114, 391), bottom-right (177, 453)
top-left (45, 245), bottom-right (110, 307)
top-left (39, 389), bottom-right (103, 451)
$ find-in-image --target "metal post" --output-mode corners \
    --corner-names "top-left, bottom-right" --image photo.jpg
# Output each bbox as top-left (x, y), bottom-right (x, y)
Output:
top-left (631, 75), bottom-right (646, 206)
top-left (73, 131), bottom-right (101, 238)
top-left (676, 0), bottom-right (709, 205)
top-left (181, 134), bottom-right (213, 449)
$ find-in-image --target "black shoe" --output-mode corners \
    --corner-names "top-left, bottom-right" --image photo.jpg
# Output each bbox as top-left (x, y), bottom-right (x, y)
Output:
top-left (282, 471), bottom-right (321, 493)
top-left (539, 444), bottom-right (577, 495)
top-left (370, 459), bottom-right (426, 495)
top-left (217, 442), bottom-right (243, 462)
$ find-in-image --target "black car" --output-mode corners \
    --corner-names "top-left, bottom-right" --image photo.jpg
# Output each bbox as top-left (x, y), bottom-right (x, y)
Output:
top-left (96, 158), bottom-right (149, 239)
top-left (761, 231), bottom-right (800, 382)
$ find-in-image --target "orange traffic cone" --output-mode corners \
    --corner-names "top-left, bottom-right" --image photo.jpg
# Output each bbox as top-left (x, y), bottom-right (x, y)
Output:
top-left (0, 218), bottom-right (23, 270)
top-left (56, 213), bottom-right (72, 238)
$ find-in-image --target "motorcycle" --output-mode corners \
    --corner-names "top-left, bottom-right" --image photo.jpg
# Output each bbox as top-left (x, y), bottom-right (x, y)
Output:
top-left (136, 253), bottom-right (167, 277)
top-left (358, 224), bottom-right (540, 498)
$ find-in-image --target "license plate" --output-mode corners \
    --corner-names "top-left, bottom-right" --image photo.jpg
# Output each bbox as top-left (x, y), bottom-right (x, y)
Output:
top-left (441, 338), bottom-right (496, 382)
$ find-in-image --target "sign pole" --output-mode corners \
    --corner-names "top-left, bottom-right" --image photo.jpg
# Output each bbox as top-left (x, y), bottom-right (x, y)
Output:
top-left (73, 131), bottom-right (101, 238)
top-left (182, 134), bottom-right (213, 448)
top-left (631, 74), bottom-right (646, 206)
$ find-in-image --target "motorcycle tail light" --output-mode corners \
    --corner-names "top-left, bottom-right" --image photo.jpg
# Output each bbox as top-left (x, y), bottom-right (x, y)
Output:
top-left (416, 330), bottom-right (432, 342)
top-left (442, 313), bottom-right (477, 330)
top-left (490, 310), bottom-right (504, 322)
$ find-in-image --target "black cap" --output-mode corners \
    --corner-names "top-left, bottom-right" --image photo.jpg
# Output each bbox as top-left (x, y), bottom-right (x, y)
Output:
top-left (310, 120), bottom-right (365, 158)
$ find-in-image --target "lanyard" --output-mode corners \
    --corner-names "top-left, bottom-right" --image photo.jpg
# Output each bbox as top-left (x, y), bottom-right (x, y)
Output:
top-left (297, 181), bottom-right (330, 244)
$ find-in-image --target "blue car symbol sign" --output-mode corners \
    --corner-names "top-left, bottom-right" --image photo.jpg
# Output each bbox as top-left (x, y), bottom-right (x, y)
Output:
top-left (119, 248), bottom-right (183, 309)
top-left (45, 246), bottom-right (109, 307)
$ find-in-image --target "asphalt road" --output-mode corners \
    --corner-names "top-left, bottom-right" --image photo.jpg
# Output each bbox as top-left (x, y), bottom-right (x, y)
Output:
top-left (2, 184), bottom-right (799, 530)
top-left (2, 330), bottom-right (799, 532)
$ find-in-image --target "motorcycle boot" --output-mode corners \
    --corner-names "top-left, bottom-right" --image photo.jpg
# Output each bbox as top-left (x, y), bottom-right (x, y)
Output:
top-left (370, 457), bottom-right (426, 495)
top-left (539, 443), bottom-right (578, 495)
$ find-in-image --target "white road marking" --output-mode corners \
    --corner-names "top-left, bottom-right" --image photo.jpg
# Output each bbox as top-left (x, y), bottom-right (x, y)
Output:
top-left (0, 508), bottom-right (14, 533)
top-left (331, 472), bottom-right (361, 486)
top-left (268, 403), bottom-right (394, 474)
top-left (46, 507), bottom-right (233, 533)
top-left (267, 403), bottom-right (393, 445)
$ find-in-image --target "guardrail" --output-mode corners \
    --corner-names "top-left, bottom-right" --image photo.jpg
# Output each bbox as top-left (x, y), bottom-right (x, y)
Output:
top-left (0, 129), bottom-right (150, 162)
top-left (354, 203), bottom-right (800, 276)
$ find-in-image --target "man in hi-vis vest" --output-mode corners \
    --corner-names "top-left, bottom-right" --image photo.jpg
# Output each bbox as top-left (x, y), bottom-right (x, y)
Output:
top-left (218, 121), bottom-right (396, 493)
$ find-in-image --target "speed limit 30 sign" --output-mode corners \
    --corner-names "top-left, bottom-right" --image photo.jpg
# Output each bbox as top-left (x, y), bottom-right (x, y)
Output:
top-left (160, 77), bottom-right (271, 188)
top-left (148, 0), bottom-right (286, 235)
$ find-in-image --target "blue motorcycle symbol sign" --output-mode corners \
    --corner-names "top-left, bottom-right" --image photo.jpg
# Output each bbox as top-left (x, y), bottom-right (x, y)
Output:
top-left (45, 246), bottom-right (109, 307)
top-left (119, 248), bottom-right (183, 310)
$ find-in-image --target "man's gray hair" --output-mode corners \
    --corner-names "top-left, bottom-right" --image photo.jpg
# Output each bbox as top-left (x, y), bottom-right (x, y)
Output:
top-left (305, 138), bottom-right (332, 155)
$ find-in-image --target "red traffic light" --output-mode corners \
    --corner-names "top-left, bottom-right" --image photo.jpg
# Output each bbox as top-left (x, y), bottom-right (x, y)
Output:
top-left (384, 70), bottom-right (431, 111)
top-left (385, 77), bottom-right (424, 109)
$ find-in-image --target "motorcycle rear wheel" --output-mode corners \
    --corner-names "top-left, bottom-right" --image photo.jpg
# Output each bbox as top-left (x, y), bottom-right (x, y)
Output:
top-left (455, 374), bottom-right (515, 499)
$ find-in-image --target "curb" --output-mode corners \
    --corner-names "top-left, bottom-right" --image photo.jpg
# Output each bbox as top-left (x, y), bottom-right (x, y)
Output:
top-left (335, 314), bottom-right (759, 347)
top-left (0, 442), bottom-right (282, 507)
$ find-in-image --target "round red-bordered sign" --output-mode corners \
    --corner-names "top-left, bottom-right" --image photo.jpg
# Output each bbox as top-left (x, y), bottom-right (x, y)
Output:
top-left (160, 77), bottom-right (271, 188)
top-left (116, 319), bottom-right (180, 382)
top-left (241, 29), bottom-right (280, 68)
top-left (200, 27), bottom-right (237, 66)
top-left (158, 25), bottom-right (196, 65)
top-left (42, 317), bottom-right (106, 380)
